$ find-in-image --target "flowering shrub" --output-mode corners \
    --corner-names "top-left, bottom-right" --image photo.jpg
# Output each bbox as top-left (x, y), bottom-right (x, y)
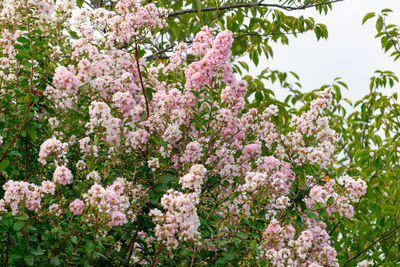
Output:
top-left (0, 0), bottom-right (370, 266)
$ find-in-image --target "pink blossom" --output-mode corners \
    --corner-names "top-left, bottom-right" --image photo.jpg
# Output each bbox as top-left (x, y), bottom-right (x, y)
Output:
top-left (69, 199), bottom-right (84, 215)
top-left (53, 166), bottom-right (73, 185)
top-left (243, 143), bottom-right (261, 158)
top-left (53, 66), bottom-right (77, 90)
top-left (182, 141), bottom-right (202, 163)
top-left (40, 181), bottom-right (56, 195)
top-left (108, 211), bottom-right (127, 227)
top-left (38, 138), bottom-right (66, 165)
top-left (49, 204), bottom-right (61, 216)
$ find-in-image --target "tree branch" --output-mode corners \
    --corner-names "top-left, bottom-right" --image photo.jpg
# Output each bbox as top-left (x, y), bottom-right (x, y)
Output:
top-left (166, 0), bottom-right (344, 18)
top-left (145, 31), bottom-right (302, 61)
top-left (339, 138), bottom-right (353, 162)
top-left (343, 224), bottom-right (400, 266)
top-left (328, 221), bottom-right (340, 235)
top-left (146, 40), bottom-right (192, 61)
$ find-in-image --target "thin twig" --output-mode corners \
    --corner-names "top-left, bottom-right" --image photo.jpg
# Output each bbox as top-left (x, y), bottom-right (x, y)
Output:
top-left (126, 226), bottom-right (141, 265)
top-left (65, 229), bottom-right (88, 267)
top-left (190, 245), bottom-right (196, 267)
top-left (150, 244), bottom-right (164, 267)
top-left (134, 42), bottom-right (150, 118)
top-left (339, 139), bottom-right (353, 162)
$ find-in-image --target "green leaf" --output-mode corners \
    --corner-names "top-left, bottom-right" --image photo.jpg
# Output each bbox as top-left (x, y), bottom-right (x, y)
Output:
top-left (239, 61), bottom-right (249, 72)
top-left (218, 240), bottom-right (229, 246)
top-left (69, 30), bottom-right (79, 39)
top-left (224, 252), bottom-right (235, 260)
top-left (249, 239), bottom-right (257, 250)
top-left (194, 0), bottom-right (202, 18)
top-left (9, 252), bottom-right (22, 260)
top-left (13, 220), bottom-right (24, 232)
top-left (376, 17), bottom-right (384, 32)
top-left (381, 8), bottom-right (393, 14)
top-left (86, 242), bottom-right (95, 253)
top-left (26, 126), bottom-right (37, 141)
top-left (154, 175), bottom-right (174, 193)
top-left (50, 257), bottom-right (60, 265)
top-left (362, 12), bottom-right (375, 25)
top-left (18, 214), bottom-right (29, 221)
top-left (17, 37), bottom-right (30, 44)
top-left (31, 249), bottom-right (44, 256)
top-left (237, 232), bottom-right (248, 239)
top-left (255, 91), bottom-right (263, 102)
top-left (216, 257), bottom-right (227, 265)
top-left (307, 210), bottom-right (318, 219)
top-left (16, 51), bottom-right (31, 60)
top-left (0, 159), bottom-right (10, 171)
top-left (319, 208), bottom-right (328, 219)
top-left (145, 88), bottom-right (153, 101)
top-left (24, 255), bottom-right (34, 266)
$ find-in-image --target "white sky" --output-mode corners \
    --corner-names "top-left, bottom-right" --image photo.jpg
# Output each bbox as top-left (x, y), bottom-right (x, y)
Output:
top-left (249, 0), bottom-right (400, 102)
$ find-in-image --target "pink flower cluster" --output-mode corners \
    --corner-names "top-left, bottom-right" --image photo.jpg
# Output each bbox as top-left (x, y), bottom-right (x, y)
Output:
top-left (46, 66), bottom-right (80, 109)
top-left (20, 3), bottom-right (369, 264)
top-left (49, 203), bottom-right (61, 216)
top-left (79, 137), bottom-right (98, 158)
top-left (104, 0), bottom-right (166, 44)
top-left (261, 218), bottom-right (339, 266)
top-left (53, 66), bottom-right (78, 91)
top-left (190, 26), bottom-right (214, 56)
top-left (0, 0), bottom-right (56, 26)
top-left (150, 190), bottom-right (201, 249)
top-left (341, 175), bottom-right (367, 201)
top-left (53, 165), bottom-right (73, 185)
top-left (83, 182), bottom-right (130, 227)
top-left (163, 42), bottom-right (187, 74)
top-left (287, 89), bottom-right (338, 168)
top-left (179, 164), bottom-right (207, 192)
top-left (86, 101), bottom-right (122, 146)
top-left (125, 129), bottom-right (150, 150)
top-left (69, 199), bottom-right (84, 215)
top-left (185, 29), bottom-right (234, 93)
top-left (182, 141), bottom-right (202, 164)
top-left (150, 165), bottom-right (206, 249)
top-left (38, 137), bottom-right (68, 165)
top-left (0, 180), bottom-right (55, 215)
top-left (305, 176), bottom-right (367, 219)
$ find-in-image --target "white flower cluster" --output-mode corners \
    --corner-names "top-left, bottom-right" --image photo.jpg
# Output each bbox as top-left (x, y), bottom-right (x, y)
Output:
top-left (242, 172), bottom-right (268, 192)
top-left (150, 164), bottom-right (207, 249)
top-left (86, 101), bottom-right (121, 146)
top-left (179, 164), bottom-right (207, 192)
top-left (83, 181), bottom-right (130, 227)
top-left (0, 180), bottom-right (55, 215)
top-left (38, 137), bottom-right (68, 165)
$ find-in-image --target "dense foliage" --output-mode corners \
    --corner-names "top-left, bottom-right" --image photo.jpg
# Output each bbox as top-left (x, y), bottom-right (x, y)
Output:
top-left (0, 0), bottom-right (398, 266)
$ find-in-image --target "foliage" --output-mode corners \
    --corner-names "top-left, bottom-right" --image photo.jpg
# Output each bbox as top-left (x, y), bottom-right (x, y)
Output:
top-left (0, 1), bottom-right (398, 267)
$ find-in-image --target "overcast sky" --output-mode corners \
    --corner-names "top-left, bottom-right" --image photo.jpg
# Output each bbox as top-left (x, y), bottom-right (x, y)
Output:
top-left (248, 0), bottom-right (400, 102)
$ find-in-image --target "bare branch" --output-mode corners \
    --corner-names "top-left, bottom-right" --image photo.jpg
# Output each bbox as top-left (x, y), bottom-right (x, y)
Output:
top-left (166, 0), bottom-right (344, 18)
top-left (145, 31), bottom-right (302, 61)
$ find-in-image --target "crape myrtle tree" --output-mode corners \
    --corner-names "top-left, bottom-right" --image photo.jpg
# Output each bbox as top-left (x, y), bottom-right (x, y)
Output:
top-left (0, 0), bottom-right (394, 266)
